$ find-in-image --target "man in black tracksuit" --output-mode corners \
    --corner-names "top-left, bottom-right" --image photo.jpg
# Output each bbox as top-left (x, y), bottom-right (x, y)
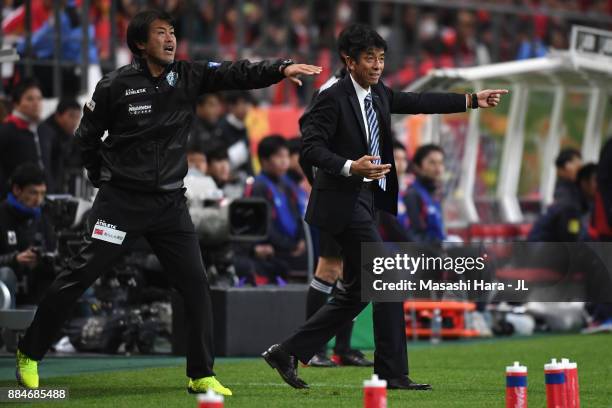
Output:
top-left (15, 9), bottom-right (321, 395)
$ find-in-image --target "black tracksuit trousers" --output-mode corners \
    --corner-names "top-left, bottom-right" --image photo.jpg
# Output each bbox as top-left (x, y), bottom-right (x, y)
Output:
top-left (19, 183), bottom-right (215, 378)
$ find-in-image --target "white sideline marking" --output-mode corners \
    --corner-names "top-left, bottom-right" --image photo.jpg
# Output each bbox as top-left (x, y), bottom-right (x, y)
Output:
top-left (230, 382), bottom-right (360, 389)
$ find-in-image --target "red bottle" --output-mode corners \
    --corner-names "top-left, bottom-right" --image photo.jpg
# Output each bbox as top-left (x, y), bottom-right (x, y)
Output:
top-left (561, 358), bottom-right (580, 408)
top-left (197, 390), bottom-right (224, 408)
top-left (545, 359), bottom-right (567, 408)
top-left (506, 361), bottom-right (528, 408)
top-left (364, 374), bottom-right (387, 408)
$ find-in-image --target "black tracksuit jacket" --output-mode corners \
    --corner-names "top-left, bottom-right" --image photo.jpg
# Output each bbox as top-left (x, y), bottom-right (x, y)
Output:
top-left (76, 57), bottom-right (286, 191)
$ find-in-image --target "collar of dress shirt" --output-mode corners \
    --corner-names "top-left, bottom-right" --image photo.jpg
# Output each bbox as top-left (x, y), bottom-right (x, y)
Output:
top-left (349, 73), bottom-right (371, 104)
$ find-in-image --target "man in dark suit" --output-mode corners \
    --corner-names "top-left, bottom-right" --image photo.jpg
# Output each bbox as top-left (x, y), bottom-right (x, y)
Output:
top-left (263, 24), bottom-right (508, 390)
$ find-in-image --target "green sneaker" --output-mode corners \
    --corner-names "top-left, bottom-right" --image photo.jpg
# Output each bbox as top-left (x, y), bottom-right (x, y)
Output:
top-left (16, 349), bottom-right (39, 389)
top-left (187, 376), bottom-right (232, 396)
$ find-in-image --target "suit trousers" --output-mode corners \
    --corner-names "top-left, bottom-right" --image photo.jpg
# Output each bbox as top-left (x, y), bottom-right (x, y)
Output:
top-left (19, 183), bottom-right (215, 378)
top-left (282, 184), bottom-right (409, 379)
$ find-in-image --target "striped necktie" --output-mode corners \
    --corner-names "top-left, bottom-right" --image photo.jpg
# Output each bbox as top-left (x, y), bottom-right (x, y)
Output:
top-left (364, 93), bottom-right (386, 191)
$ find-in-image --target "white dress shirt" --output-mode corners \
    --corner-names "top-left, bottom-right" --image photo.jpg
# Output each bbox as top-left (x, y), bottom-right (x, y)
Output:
top-left (341, 74), bottom-right (373, 177)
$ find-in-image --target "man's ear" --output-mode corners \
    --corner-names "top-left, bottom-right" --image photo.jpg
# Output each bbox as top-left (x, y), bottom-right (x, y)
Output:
top-left (136, 41), bottom-right (146, 52)
top-left (346, 57), bottom-right (356, 72)
top-left (11, 185), bottom-right (21, 198)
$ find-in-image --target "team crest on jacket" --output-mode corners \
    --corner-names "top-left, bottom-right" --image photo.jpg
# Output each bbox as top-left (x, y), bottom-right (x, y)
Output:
top-left (166, 71), bottom-right (178, 87)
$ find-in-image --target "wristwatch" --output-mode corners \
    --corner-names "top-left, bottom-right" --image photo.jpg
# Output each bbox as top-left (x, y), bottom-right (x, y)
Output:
top-left (279, 59), bottom-right (295, 75)
top-left (471, 93), bottom-right (478, 109)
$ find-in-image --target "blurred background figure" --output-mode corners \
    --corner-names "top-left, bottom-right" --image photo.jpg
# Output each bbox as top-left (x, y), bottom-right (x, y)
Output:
top-left (37, 98), bottom-right (81, 194)
top-left (0, 164), bottom-right (56, 308)
top-left (554, 148), bottom-right (583, 203)
top-left (219, 91), bottom-right (255, 179)
top-left (190, 93), bottom-right (224, 148)
top-left (404, 144), bottom-right (446, 244)
top-left (206, 146), bottom-right (243, 199)
top-left (241, 135), bottom-right (307, 286)
top-left (0, 78), bottom-right (44, 197)
top-left (529, 163), bottom-right (598, 242)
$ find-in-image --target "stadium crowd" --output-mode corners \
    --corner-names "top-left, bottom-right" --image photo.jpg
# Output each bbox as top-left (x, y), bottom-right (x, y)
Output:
top-left (2, 0), bottom-right (612, 99)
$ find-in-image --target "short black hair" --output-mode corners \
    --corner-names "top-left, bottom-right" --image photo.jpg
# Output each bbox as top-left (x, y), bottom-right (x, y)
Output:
top-left (56, 99), bottom-right (81, 114)
top-left (207, 146), bottom-right (229, 162)
top-left (286, 137), bottom-right (301, 155)
top-left (412, 144), bottom-right (444, 167)
top-left (336, 24), bottom-right (353, 63)
top-left (196, 93), bottom-right (222, 106)
top-left (258, 135), bottom-right (288, 161)
top-left (576, 162), bottom-right (597, 184)
top-left (555, 147), bottom-right (581, 169)
top-left (393, 140), bottom-right (406, 151)
top-left (10, 163), bottom-right (46, 189)
top-left (11, 78), bottom-right (41, 104)
top-left (338, 23), bottom-right (387, 62)
top-left (127, 9), bottom-right (175, 57)
top-left (186, 139), bottom-right (206, 155)
top-left (224, 90), bottom-right (254, 106)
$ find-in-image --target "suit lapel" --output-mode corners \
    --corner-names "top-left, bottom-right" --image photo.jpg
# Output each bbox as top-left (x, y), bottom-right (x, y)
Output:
top-left (371, 91), bottom-right (393, 164)
top-left (371, 92), bottom-right (389, 138)
top-left (341, 77), bottom-right (368, 150)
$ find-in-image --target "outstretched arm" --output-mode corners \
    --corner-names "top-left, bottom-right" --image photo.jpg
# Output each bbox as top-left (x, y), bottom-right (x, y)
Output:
top-left (196, 60), bottom-right (321, 93)
top-left (386, 83), bottom-right (508, 114)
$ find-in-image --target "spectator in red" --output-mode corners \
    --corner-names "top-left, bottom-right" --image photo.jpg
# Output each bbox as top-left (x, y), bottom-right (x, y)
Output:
top-left (0, 79), bottom-right (45, 197)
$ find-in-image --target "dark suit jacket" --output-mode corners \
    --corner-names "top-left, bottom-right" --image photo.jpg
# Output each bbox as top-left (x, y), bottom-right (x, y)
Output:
top-left (299, 75), bottom-right (466, 234)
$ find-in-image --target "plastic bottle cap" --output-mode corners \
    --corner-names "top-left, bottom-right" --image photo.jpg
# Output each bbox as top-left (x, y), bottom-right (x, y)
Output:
top-left (506, 361), bottom-right (527, 373)
top-left (544, 360), bottom-right (563, 371)
top-left (364, 374), bottom-right (387, 388)
top-left (560, 358), bottom-right (578, 369)
top-left (197, 389), bottom-right (224, 403)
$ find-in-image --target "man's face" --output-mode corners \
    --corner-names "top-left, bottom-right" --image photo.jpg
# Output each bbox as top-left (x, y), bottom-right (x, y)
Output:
top-left (262, 148), bottom-right (290, 178)
top-left (12, 183), bottom-right (46, 209)
top-left (348, 47), bottom-right (385, 88)
top-left (208, 159), bottom-right (230, 184)
top-left (187, 152), bottom-right (207, 174)
top-left (139, 19), bottom-right (176, 66)
top-left (394, 147), bottom-right (408, 176)
top-left (580, 173), bottom-right (598, 200)
top-left (289, 152), bottom-right (301, 173)
top-left (196, 96), bottom-right (223, 124)
top-left (416, 151), bottom-right (445, 183)
top-left (558, 156), bottom-right (582, 182)
top-left (229, 99), bottom-right (251, 122)
top-left (15, 87), bottom-right (43, 122)
top-left (55, 108), bottom-right (81, 136)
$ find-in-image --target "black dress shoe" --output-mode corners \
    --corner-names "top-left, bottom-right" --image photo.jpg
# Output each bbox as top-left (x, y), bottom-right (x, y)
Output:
top-left (386, 376), bottom-right (432, 390)
top-left (333, 350), bottom-right (374, 367)
top-left (262, 344), bottom-right (309, 389)
top-left (308, 353), bottom-right (338, 367)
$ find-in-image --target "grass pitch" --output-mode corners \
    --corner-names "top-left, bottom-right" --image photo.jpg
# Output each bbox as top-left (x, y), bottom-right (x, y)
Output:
top-left (1, 334), bottom-right (610, 407)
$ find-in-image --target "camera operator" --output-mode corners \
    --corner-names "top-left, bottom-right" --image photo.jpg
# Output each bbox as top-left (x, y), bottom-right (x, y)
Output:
top-left (0, 164), bottom-right (56, 308)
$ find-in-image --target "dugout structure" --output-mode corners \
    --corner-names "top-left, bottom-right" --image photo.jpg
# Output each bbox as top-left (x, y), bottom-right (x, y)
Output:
top-left (404, 25), bottom-right (612, 226)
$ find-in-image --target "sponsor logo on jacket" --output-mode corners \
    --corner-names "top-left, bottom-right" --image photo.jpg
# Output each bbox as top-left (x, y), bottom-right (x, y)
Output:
top-left (91, 219), bottom-right (126, 245)
top-left (125, 88), bottom-right (146, 96)
top-left (128, 102), bottom-right (152, 115)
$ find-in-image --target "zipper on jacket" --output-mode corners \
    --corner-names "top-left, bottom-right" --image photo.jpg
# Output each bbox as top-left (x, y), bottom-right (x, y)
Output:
top-left (154, 141), bottom-right (160, 188)
top-left (153, 82), bottom-right (161, 188)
